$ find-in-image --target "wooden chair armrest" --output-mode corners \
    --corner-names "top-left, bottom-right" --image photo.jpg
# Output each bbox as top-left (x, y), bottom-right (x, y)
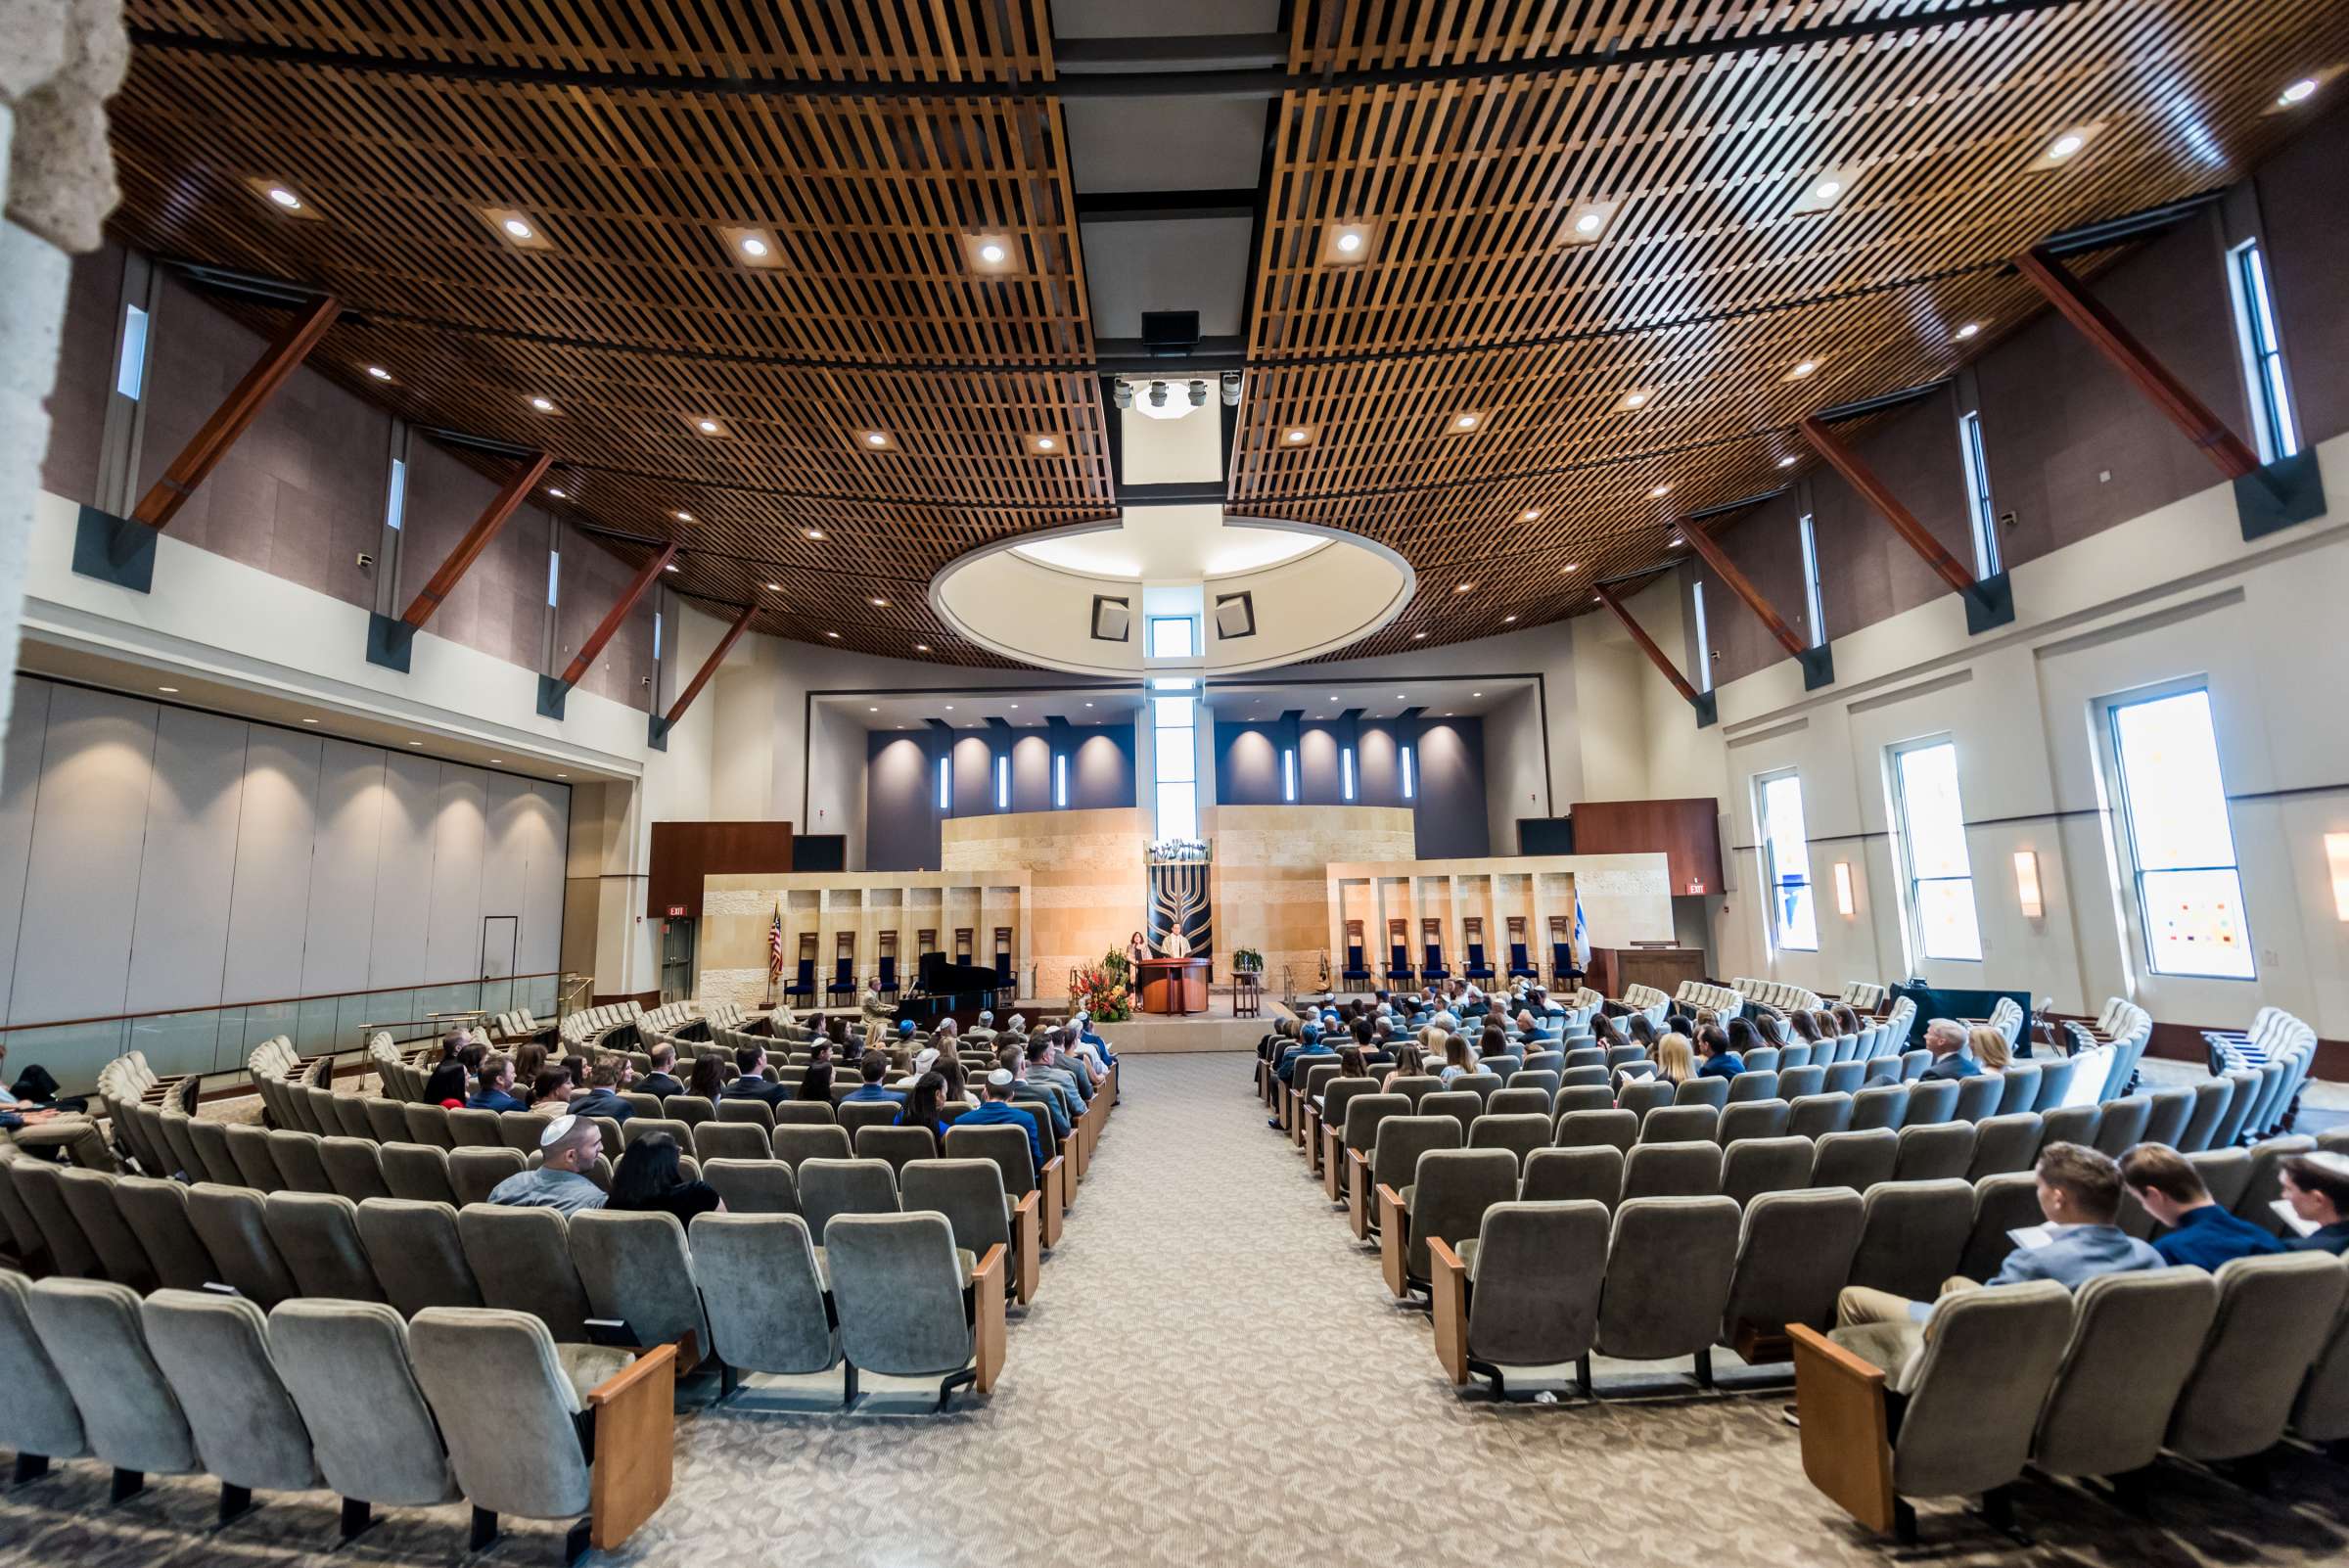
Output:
top-left (1786, 1324), bottom-right (1897, 1536)
top-left (586, 1341), bottom-right (677, 1550)
top-left (1347, 1148), bottom-right (1371, 1238)
top-left (972, 1243), bottom-right (1007, 1391)
top-left (1429, 1237), bottom-right (1469, 1384)
top-left (1011, 1191), bottom-right (1040, 1304)
top-left (1322, 1128), bottom-right (1345, 1200)
top-left (1377, 1182), bottom-right (1407, 1297)
top-left (1039, 1155), bottom-right (1065, 1248)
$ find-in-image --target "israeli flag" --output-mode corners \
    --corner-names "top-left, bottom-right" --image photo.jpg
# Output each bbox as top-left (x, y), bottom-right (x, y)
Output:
top-left (1572, 893), bottom-right (1590, 968)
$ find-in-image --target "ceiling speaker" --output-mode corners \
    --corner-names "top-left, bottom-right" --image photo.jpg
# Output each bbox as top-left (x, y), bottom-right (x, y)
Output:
top-left (1214, 592), bottom-right (1256, 639)
top-left (1091, 594), bottom-right (1131, 641)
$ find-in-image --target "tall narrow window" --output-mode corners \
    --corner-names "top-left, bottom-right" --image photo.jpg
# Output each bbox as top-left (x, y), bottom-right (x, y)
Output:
top-left (2109, 687), bottom-right (2254, 979)
top-left (1152, 694), bottom-right (1198, 839)
top-left (1890, 738), bottom-right (1981, 962)
top-left (937, 754), bottom-right (950, 810)
top-left (115, 303), bottom-right (149, 400)
top-left (1958, 411), bottom-right (2000, 578)
top-left (1053, 752), bottom-right (1069, 808)
top-left (1798, 512), bottom-right (1824, 646)
top-left (1147, 616), bottom-right (1196, 660)
top-left (2228, 239), bottom-right (2298, 463)
top-left (651, 611), bottom-right (662, 661)
top-left (1281, 746), bottom-right (1298, 804)
top-left (546, 550), bottom-right (561, 607)
top-left (384, 456), bottom-right (408, 532)
top-left (1691, 581), bottom-right (1714, 693)
top-left (1755, 769), bottom-right (1819, 951)
top-left (1400, 745), bottom-right (1415, 801)
top-left (994, 753), bottom-right (1010, 811)
top-left (1340, 745), bottom-right (1357, 802)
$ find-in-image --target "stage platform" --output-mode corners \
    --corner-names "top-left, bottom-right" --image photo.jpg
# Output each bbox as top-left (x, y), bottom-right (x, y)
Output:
top-left (1078, 996), bottom-right (1292, 1054)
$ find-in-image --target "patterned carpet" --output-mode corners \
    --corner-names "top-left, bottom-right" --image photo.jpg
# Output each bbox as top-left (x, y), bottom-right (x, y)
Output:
top-left (0, 1052), bottom-right (2345, 1566)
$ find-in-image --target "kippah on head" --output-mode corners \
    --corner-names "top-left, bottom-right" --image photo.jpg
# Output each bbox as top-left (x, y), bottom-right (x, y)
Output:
top-left (987, 1068), bottom-right (1015, 1087)
top-left (899, 1019), bottom-right (915, 1034)
top-left (540, 1113), bottom-right (578, 1148)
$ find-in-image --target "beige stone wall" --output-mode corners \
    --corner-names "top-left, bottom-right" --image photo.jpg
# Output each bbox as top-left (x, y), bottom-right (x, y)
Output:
top-left (1208, 805), bottom-right (1414, 992)
top-left (1322, 852), bottom-right (1675, 978)
top-left (700, 870), bottom-right (1031, 1012)
top-left (943, 807), bottom-right (1149, 990)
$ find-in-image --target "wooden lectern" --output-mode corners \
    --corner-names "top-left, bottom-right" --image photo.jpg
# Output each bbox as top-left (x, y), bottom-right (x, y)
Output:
top-left (1136, 956), bottom-right (1211, 1016)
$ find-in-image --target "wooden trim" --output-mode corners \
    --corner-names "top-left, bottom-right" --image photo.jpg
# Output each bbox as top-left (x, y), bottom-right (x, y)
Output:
top-left (1322, 1127), bottom-right (1345, 1201)
top-left (2014, 245), bottom-right (2262, 481)
top-left (1798, 415), bottom-right (1979, 597)
top-left (1593, 583), bottom-right (1702, 707)
top-left (1429, 1236), bottom-right (1469, 1384)
top-left (556, 543), bottom-right (676, 690)
top-left (130, 295), bottom-right (341, 530)
top-left (663, 602), bottom-right (759, 726)
top-left (1039, 1155), bottom-right (1064, 1249)
top-left (1678, 519), bottom-right (1811, 661)
top-left (1011, 1190), bottom-right (1039, 1304)
top-left (400, 452), bottom-right (551, 627)
top-left (1787, 1324), bottom-right (1898, 1536)
top-left (585, 1340), bottom-right (676, 1551)
top-left (1377, 1181), bottom-right (1408, 1298)
top-left (1347, 1148), bottom-right (1372, 1238)
top-left (972, 1243), bottom-right (1007, 1393)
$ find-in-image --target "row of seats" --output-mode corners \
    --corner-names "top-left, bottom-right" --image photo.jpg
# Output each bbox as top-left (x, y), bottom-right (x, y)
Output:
top-left (1730, 977), bottom-right (1823, 1015)
top-left (0, 1272), bottom-right (674, 1562)
top-left (1675, 980), bottom-right (1744, 1016)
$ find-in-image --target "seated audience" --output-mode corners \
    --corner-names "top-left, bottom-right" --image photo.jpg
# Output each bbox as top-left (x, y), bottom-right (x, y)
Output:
top-left (2121, 1143), bottom-right (2282, 1268)
top-left (934, 1054), bottom-right (968, 1104)
top-left (513, 1040), bottom-right (549, 1091)
top-left (686, 1052), bottom-right (727, 1103)
top-left (844, 1053), bottom-right (906, 1105)
top-left (486, 1115), bottom-right (608, 1214)
top-left (1830, 1002), bottom-right (1865, 1037)
top-left (1834, 1142), bottom-right (2158, 1341)
top-left (723, 1046), bottom-right (789, 1106)
top-left (424, 1059), bottom-right (470, 1107)
top-left (1966, 1024), bottom-right (2012, 1072)
top-left (638, 1043), bottom-right (684, 1100)
top-left (2280, 1152), bottom-right (2349, 1254)
top-left (1624, 1014), bottom-right (1658, 1050)
top-left (1696, 1024), bottom-right (1743, 1080)
top-left (898, 1071), bottom-right (951, 1139)
top-left (607, 1130), bottom-right (721, 1223)
top-left (1588, 1015), bottom-right (1625, 1051)
top-left (952, 1069), bottom-right (1048, 1172)
top-left (527, 1068), bottom-right (575, 1113)
top-left (469, 1053), bottom-right (530, 1114)
top-left (1916, 1018), bottom-right (1982, 1080)
top-left (1000, 1045), bottom-right (1073, 1135)
top-left (1381, 1043), bottom-right (1426, 1090)
top-left (1726, 1016), bottom-right (1762, 1060)
top-left (1785, 1010), bottom-right (1821, 1046)
top-left (1435, 1030), bottom-right (1473, 1084)
top-left (798, 1059), bottom-right (835, 1102)
top-left (569, 1061), bottom-right (637, 1123)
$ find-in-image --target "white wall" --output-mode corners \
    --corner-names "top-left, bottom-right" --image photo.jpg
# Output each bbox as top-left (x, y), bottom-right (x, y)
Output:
top-left (1595, 430), bottom-right (2349, 1038)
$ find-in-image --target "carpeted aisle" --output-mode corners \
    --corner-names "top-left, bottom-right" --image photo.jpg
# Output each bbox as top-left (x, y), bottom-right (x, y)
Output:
top-left (0, 1053), bottom-right (2344, 1566)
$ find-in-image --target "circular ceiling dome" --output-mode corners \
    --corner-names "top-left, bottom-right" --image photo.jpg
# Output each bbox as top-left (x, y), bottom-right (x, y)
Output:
top-left (930, 507), bottom-right (1415, 676)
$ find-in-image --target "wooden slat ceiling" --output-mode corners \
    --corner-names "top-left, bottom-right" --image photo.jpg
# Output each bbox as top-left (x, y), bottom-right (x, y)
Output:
top-left (104, 0), bottom-right (2349, 667)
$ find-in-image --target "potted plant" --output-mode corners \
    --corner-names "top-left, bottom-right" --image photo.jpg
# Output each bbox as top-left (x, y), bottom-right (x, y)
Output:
top-left (1231, 946), bottom-right (1265, 980)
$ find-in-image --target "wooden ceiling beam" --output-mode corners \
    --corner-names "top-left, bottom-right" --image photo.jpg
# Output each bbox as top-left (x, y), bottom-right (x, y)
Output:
top-left (1797, 414), bottom-right (2012, 633)
top-left (1676, 520), bottom-right (1834, 691)
top-left (400, 452), bottom-right (551, 630)
top-left (539, 542), bottom-right (676, 719)
top-left (649, 601), bottom-right (757, 751)
top-left (130, 294), bottom-right (340, 530)
top-left (1593, 582), bottom-right (1713, 727)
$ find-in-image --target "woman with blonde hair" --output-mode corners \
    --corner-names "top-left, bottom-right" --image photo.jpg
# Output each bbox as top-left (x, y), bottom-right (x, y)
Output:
top-left (1653, 1031), bottom-right (1697, 1086)
top-left (1381, 1042), bottom-right (1426, 1090)
top-left (1439, 1030), bottom-right (1474, 1084)
top-left (1967, 1024), bottom-right (2012, 1072)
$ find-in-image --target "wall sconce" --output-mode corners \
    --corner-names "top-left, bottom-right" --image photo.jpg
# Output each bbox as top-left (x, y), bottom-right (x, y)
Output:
top-left (2013, 850), bottom-right (2044, 919)
top-left (2326, 833), bottom-right (2349, 921)
top-left (1832, 861), bottom-right (1855, 917)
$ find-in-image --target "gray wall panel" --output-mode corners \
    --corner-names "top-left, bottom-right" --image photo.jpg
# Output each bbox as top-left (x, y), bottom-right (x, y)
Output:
top-left (14, 687), bottom-right (157, 1023)
top-left (519, 782), bottom-right (568, 975)
top-left (300, 739), bottom-right (386, 995)
top-left (422, 765), bottom-right (488, 984)
top-left (125, 706), bottom-right (247, 1012)
top-left (219, 729), bottom-right (321, 1003)
top-left (366, 751), bottom-right (439, 989)
top-left (0, 680), bottom-right (52, 1022)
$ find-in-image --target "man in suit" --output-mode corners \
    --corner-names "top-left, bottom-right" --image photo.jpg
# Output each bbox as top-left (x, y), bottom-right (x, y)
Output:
top-left (2121, 1143), bottom-right (2282, 1268)
top-left (468, 1053), bottom-right (530, 1114)
top-left (1916, 1017), bottom-right (1983, 1080)
top-left (636, 1042), bottom-right (685, 1101)
top-left (842, 1053), bottom-right (906, 1106)
top-left (1831, 1142), bottom-right (2159, 1375)
top-left (1696, 1024), bottom-right (1745, 1081)
top-left (2280, 1151), bottom-right (2349, 1254)
top-left (998, 1044), bottom-right (1072, 1138)
top-left (722, 1044), bottom-right (790, 1107)
top-left (952, 1069), bottom-right (1048, 1173)
top-left (567, 1061), bottom-right (637, 1124)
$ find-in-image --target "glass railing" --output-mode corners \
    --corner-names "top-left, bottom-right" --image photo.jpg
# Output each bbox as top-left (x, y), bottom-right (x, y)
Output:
top-left (3, 974), bottom-right (566, 1096)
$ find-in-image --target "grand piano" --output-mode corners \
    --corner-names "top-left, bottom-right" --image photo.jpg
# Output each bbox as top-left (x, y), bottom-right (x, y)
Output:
top-left (898, 951), bottom-right (1009, 1030)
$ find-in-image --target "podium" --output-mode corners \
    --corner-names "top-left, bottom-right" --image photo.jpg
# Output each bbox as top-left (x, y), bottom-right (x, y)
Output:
top-left (1136, 956), bottom-right (1211, 1016)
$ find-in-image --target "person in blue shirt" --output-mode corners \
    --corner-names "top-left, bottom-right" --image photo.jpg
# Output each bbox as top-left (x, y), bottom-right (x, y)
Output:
top-left (2121, 1143), bottom-right (2283, 1268)
top-left (468, 1053), bottom-right (530, 1114)
top-left (2279, 1152), bottom-right (2349, 1254)
top-left (1695, 1024), bottom-right (1744, 1082)
top-left (952, 1070), bottom-right (1047, 1174)
top-left (842, 1053), bottom-right (906, 1106)
top-left (999, 1043), bottom-right (1073, 1138)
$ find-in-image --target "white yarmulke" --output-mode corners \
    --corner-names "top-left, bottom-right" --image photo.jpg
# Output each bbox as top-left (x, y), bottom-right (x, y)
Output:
top-left (987, 1068), bottom-right (1015, 1087)
top-left (540, 1113), bottom-right (578, 1148)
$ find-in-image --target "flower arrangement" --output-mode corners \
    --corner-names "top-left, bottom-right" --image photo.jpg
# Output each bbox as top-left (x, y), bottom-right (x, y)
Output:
top-left (1231, 946), bottom-right (1265, 976)
top-left (1070, 956), bottom-right (1132, 1022)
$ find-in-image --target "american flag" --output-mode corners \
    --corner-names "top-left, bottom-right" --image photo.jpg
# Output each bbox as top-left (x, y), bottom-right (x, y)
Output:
top-left (767, 901), bottom-right (785, 978)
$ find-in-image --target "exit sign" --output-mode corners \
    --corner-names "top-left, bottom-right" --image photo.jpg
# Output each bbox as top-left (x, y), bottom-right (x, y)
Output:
top-left (667, 904), bottom-right (687, 917)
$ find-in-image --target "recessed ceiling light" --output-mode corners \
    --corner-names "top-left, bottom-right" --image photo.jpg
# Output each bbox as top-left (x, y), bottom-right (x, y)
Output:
top-left (1520, 508), bottom-right (1542, 522)
top-left (1777, 455), bottom-right (1798, 468)
top-left (696, 418), bottom-right (722, 435)
top-left (1454, 581), bottom-right (1473, 593)
top-left (1284, 427), bottom-right (1312, 445)
top-left (740, 236), bottom-right (768, 257)
top-left (1322, 220), bottom-right (1375, 264)
top-left (860, 430), bottom-right (892, 449)
top-left (968, 235), bottom-right (1014, 271)
top-left (2028, 123), bottom-right (2103, 170)
top-left (916, 643), bottom-right (931, 652)
top-left (869, 597), bottom-right (889, 608)
top-left (1084, 701), bottom-right (1094, 707)
top-left (1563, 199), bottom-right (1619, 245)
top-left (1562, 562), bottom-right (1580, 574)
top-left (1784, 359), bottom-right (1819, 381)
top-left (478, 207), bottom-right (554, 251)
top-left (1334, 229), bottom-right (1364, 254)
top-left (556, 772), bottom-right (567, 778)
top-left (157, 685), bottom-right (178, 694)
top-left (2281, 76), bottom-right (2321, 106)
top-left (825, 630), bottom-right (840, 638)
top-left (408, 740), bottom-right (423, 747)
top-left (1791, 168), bottom-right (1860, 215)
top-left (1955, 321), bottom-right (1982, 341)
top-left (1814, 179), bottom-right (1842, 201)
top-left (765, 582), bottom-right (781, 591)
top-left (664, 562), bottom-right (678, 573)
top-left (1649, 484), bottom-right (1672, 498)
top-left (1473, 691), bottom-right (1483, 697)
top-left (869, 707), bottom-right (880, 714)
top-left (1450, 412), bottom-right (1482, 433)
top-left (979, 242), bottom-right (1006, 264)
top-left (266, 186), bottom-right (301, 209)
top-left (301, 717), bottom-right (318, 724)
top-left (1616, 390), bottom-right (1651, 411)
top-left (945, 705), bottom-right (955, 711)
top-left (719, 225), bottom-right (785, 269)
top-left (367, 365), bottom-right (392, 381)
top-left (1395, 693), bottom-right (1406, 700)
top-left (548, 487), bottom-right (567, 498)
top-left (1669, 535), bottom-right (1685, 548)
top-left (1009, 703), bottom-right (1019, 709)
top-left (804, 529), bottom-right (825, 540)
top-left (1503, 615), bottom-right (1517, 623)
top-left (529, 395), bottom-right (559, 414)
top-left (2048, 133), bottom-right (2084, 161)
top-left (673, 510), bottom-right (693, 523)
top-left (490, 758), bottom-right (501, 763)
top-left (502, 217), bottom-right (533, 240)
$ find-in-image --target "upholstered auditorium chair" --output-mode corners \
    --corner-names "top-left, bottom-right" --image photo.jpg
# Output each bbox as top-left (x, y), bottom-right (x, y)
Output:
top-left (854, 1126), bottom-right (937, 1176)
top-left (1721, 1186), bottom-right (1865, 1361)
top-left (1418, 1090), bottom-right (1481, 1141)
top-left (409, 1305), bottom-right (676, 1559)
top-left (1380, 1147), bottom-right (1518, 1298)
top-left (26, 1277), bottom-right (203, 1502)
top-left (2165, 1253), bottom-right (2349, 1472)
top-left (1805, 1129), bottom-right (1891, 1191)
top-left (1351, 1115), bottom-right (1461, 1241)
top-left (800, 1158), bottom-right (902, 1239)
top-left (1325, 1093), bottom-right (1406, 1205)
top-left (111, 1175), bottom-right (218, 1291)
top-left (2029, 1268), bottom-right (2220, 1505)
top-left (356, 1198), bottom-right (483, 1315)
top-left (1619, 1141), bottom-right (1721, 1201)
top-left (1948, 1075), bottom-right (2002, 1125)
top-left (1722, 1137), bottom-right (1816, 1207)
top-left (1964, 1114), bottom-right (2045, 1180)
top-left (1615, 1080), bottom-right (1672, 1122)
top-left (701, 1158), bottom-right (800, 1218)
top-left (1595, 1195), bottom-right (1742, 1387)
top-left (1552, 1085), bottom-right (1615, 1118)
top-left (317, 1136), bottom-right (392, 1202)
top-left (445, 1146), bottom-right (525, 1207)
top-left (1893, 1122), bottom-right (1978, 1183)
top-left (1992, 1063), bottom-right (2042, 1119)
top-left (262, 1129), bottom-right (333, 1193)
top-left (459, 1206), bottom-right (595, 1341)
top-left (770, 1124), bottom-right (852, 1171)
top-left (772, 1100), bottom-right (838, 1127)
top-left (1848, 1179), bottom-right (1973, 1301)
top-left (1552, 1107), bottom-right (1636, 1155)
top-left (716, 1097), bottom-right (777, 1130)
top-left (623, 1116), bottom-right (696, 1151)
top-left (1717, 1100), bottom-right (1791, 1146)
top-left (378, 1142), bottom-right (459, 1207)
top-left (1954, 1173), bottom-right (2045, 1281)
top-left (264, 1191), bottom-right (388, 1303)
top-left (1782, 1091), bottom-right (1849, 1141)
top-left (1777, 1065), bottom-right (1827, 1102)
top-left (900, 1158), bottom-right (1035, 1304)
top-left (692, 1213), bottom-right (841, 1401)
top-left (1520, 1146), bottom-right (1623, 1208)
top-left (0, 1270), bottom-right (86, 1481)
top-left (142, 1289), bottom-right (323, 1524)
top-left (1467, 1113), bottom-right (1551, 1171)
top-left (1430, 1199), bottom-right (1608, 1396)
top-left (2091, 1093), bottom-right (2156, 1159)
top-left (571, 1209), bottom-right (712, 1363)
top-left (1638, 1105), bottom-right (1718, 1146)
top-left (1791, 1279), bottom-right (2073, 1542)
top-left (50, 1168), bottom-right (154, 1290)
top-left (185, 1182), bottom-right (299, 1307)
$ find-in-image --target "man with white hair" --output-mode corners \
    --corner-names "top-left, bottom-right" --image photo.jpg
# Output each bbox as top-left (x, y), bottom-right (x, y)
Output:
top-left (1916, 1018), bottom-right (1982, 1082)
top-left (966, 1011), bottom-right (996, 1045)
top-left (486, 1115), bottom-right (608, 1214)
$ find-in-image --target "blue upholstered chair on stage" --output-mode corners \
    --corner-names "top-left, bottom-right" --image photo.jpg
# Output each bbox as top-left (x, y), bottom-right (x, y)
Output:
top-left (826, 955), bottom-right (857, 1004)
top-left (1507, 942), bottom-right (1539, 982)
top-left (1464, 943), bottom-right (1496, 984)
top-left (1421, 943), bottom-right (1450, 984)
top-left (785, 957), bottom-right (816, 1006)
top-left (1550, 942), bottom-right (1581, 988)
top-left (1342, 943), bottom-right (1372, 990)
top-left (1385, 944), bottom-right (1415, 988)
top-left (876, 955), bottom-right (899, 999)
top-left (993, 951), bottom-right (1014, 1004)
